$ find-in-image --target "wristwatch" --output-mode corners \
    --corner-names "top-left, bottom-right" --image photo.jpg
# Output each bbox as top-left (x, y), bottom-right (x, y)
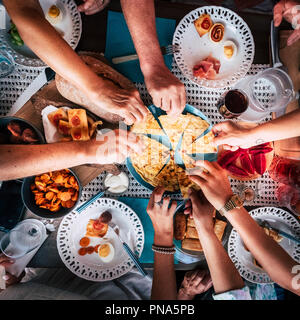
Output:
top-left (218, 194), bottom-right (244, 216)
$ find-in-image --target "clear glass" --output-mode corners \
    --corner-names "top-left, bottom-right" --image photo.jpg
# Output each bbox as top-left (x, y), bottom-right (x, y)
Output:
top-left (0, 221), bottom-right (43, 259)
top-left (0, 49), bottom-right (14, 78)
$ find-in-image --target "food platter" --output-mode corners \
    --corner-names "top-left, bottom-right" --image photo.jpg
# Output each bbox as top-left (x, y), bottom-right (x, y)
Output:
top-left (228, 207), bottom-right (300, 284)
top-left (126, 104), bottom-right (218, 197)
top-left (57, 198), bottom-right (144, 282)
top-left (2, 0), bottom-right (82, 68)
top-left (173, 6), bottom-right (254, 89)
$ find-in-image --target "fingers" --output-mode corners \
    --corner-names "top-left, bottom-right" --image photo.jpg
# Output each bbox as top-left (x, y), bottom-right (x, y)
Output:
top-left (78, 0), bottom-right (94, 12)
top-left (211, 121), bottom-right (232, 135)
top-left (147, 186), bottom-right (165, 210)
top-left (78, 0), bottom-right (106, 15)
top-left (273, 1), bottom-right (285, 26)
top-left (287, 29), bottom-right (300, 46)
top-left (0, 255), bottom-right (14, 266)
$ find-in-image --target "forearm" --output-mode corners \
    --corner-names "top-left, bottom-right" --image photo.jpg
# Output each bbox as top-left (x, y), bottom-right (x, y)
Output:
top-left (196, 226), bottom-right (244, 294)
top-left (4, 0), bottom-right (104, 96)
top-left (0, 142), bottom-right (92, 180)
top-left (249, 109), bottom-right (300, 145)
top-left (120, 0), bottom-right (165, 75)
top-left (224, 207), bottom-right (299, 294)
top-left (151, 233), bottom-right (177, 300)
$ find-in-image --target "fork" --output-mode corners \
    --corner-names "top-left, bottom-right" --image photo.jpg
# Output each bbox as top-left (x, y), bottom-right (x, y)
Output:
top-left (111, 44), bottom-right (180, 65)
top-left (109, 221), bottom-right (148, 277)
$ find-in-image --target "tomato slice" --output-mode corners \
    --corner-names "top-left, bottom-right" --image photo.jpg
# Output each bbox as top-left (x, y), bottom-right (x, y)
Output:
top-left (93, 220), bottom-right (105, 230)
top-left (71, 115), bottom-right (81, 126)
top-left (73, 129), bottom-right (82, 140)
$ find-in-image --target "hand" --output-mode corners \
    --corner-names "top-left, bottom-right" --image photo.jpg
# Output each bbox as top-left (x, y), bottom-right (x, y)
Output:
top-left (274, 0), bottom-right (300, 46)
top-left (188, 160), bottom-right (233, 211)
top-left (177, 270), bottom-right (213, 300)
top-left (184, 190), bottom-right (215, 234)
top-left (78, 0), bottom-right (110, 15)
top-left (143, 65), bottom-right (186, 117)
top-left (89, 80), bottom-right (149, 126)
top-left (146, 187), bottom-right (177, 246)
top-left (212, 121), bottom-right (257, 151)
top-left (90, 129), bottom-right (146, 164)
top-left (0, 255), bottom-right (24, 289)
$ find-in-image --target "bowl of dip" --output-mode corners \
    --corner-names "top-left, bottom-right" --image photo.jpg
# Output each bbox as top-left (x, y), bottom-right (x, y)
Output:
top-left (104, 172), bottom-right (129, 195)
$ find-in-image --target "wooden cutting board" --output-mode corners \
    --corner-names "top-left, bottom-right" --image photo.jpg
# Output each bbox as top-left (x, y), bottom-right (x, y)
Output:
top-left (272, 31), bottom-right (300, 159)
top-left (13, 79), bottom-right (120, 187)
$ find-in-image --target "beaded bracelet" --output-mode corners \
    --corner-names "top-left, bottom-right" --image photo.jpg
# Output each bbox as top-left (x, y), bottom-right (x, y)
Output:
top-left (151, 244), bottom-right (176, 255)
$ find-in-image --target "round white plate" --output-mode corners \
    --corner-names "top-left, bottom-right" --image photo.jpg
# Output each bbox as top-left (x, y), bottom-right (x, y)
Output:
top-left (228, 207), bottom-right (300, 284)
top-left (173, 6), bottom-right (254, 89)
top-left (57, 198), bottom-right (145, 282)
top-left (2, 0), bottom-right (82, 68)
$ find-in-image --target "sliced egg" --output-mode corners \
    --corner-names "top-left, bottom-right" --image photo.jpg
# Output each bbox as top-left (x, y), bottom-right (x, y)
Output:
top-left (98, 242), bottom-right (115, 263)
top-left (223, 40), bottom-right (237, 60)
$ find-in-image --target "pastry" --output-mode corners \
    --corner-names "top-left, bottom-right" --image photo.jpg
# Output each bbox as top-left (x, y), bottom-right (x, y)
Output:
top-left (194, 14), bottom-right (213, 37)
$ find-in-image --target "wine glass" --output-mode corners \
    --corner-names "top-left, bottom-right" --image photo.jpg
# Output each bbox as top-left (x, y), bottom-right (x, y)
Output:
top-left (0, 220), bottom-right (44, 259)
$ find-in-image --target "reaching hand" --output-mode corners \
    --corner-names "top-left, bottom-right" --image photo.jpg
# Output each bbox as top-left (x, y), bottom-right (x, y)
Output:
top-left (146, 187), bottom-right (177, 245)
top-left (274, 0), bottom-right (300, 46)
top-left (184, 189), bottom-right (215, 233)
top-left (144, 65), bottom-right (186, 117)
top-left (90, 81), bottom-right (149, 126)
top-left (77, 0), bottom-right (110, 15)
top-left (177, 270), bottom-right (213, 300)
top-left (212, 121), bottom-right (257, 151)
top-left (0, 255), bottom-right (24, 288)
top-left (92, 129), bottom-right (145, 164)
top-left (188, 160), bottom-right (233, 211)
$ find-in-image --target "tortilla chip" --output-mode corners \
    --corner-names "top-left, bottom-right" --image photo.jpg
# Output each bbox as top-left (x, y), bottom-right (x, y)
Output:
top-left (176, 165), bottom-right (201, 198)
top-left (184, 131), bottom-right (217, 154)
top-left (131, 113), bottom-right (165, 136)
top-left (152, 158), bottom-right (179, 192)
top-left (214, 219), bottom-right (227, 241)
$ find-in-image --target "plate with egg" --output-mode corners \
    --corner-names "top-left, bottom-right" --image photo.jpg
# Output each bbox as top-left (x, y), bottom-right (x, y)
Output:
top-left (3, 0), bottom-right (82, 68)
top-left (57, 198), bottom-right (144, 281)
top-left (173, 6), bottom-right (254, 89)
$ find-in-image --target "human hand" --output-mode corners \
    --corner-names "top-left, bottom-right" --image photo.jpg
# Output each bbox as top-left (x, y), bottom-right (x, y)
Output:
top-left (274, 0), bottom-right (300, 46)
top-left (146, 187), bottom-right (177, 246)
top-left (177, 269), bottom-right (213, 300)
top-left (184, 190), bottom-right (215, 234)
top-left (88, 129), bottom-right (145, 164)
top-left (0, 255), bottom-right (24, 289)
top-left (212, 121), bottom-right (257, 151)
top-left (78, 0), bottom-right (110, 15)
top-left (89, 80), bottom-right (149, 126)
top-left (188, 160), bottom-right (233, 211)
top-left (143, 65), bottom-right (186, 117)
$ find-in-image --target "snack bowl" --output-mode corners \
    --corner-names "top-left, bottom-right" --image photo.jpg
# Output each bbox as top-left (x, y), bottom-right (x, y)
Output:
top-left (21, 168), bottom-right (82, 219)
top-left (0, 116), bottom-right (45, 144)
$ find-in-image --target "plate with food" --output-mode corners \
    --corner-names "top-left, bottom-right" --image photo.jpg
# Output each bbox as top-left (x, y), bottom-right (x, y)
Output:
top-left (173, 6), bottom-right (254, 89)
top-left (228, 207), bottom-right (300, 284)
top-left (3, 0), bottom-right (82, 68)
top-left (127, 104), bottom-right (218, 198)
top-left (174, 209), bottom-right (229, 264)
top-left (57, 198), bottom-right (144, 281)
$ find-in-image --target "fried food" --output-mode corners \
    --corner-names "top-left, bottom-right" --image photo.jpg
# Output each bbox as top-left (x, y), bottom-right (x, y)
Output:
top-left (131, 113), bottom-right (165, 136)
top-left (30, 169), bottom-right (79, 212)
top-left (194, 14), bottom-right (213, 37)
top-left (85, 219), bottom-right (108, 238)
top-left (174, 213), bottom-right (187, 240)
top-left (182, 238), bottom-right (203, 252)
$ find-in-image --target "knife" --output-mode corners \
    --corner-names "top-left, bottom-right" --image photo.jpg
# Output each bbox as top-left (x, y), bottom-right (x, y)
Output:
top-left (8, 67), bottom-right (55, 115)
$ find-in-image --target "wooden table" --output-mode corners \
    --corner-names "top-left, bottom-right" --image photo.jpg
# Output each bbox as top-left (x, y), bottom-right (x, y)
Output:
top-left (27, 0), bottom-right (293, 269)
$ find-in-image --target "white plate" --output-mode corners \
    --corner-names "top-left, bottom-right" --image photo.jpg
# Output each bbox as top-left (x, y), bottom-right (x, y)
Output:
top-left (57, 198), bottom-right (144, 282)
top-left (228, 207), bottom-right (300, 284)
top-left (2, 0), bottom-right (82, 68)
top-left (173, 6), bottom-right (254, 89)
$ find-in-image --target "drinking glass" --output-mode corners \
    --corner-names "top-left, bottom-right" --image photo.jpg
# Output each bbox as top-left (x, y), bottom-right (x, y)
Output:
top-left (0, 220), bottom-right (44, 259)
top-left (0, 49), bottom-right (14, 78)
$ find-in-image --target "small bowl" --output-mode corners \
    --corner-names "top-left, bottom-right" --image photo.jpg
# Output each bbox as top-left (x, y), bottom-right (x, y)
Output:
top-left (21, 168), bottom-right (82, 219)
top-left (103, 171), bottom-right (130, 196)
top-left (0, 116), bottom-right (45, 144)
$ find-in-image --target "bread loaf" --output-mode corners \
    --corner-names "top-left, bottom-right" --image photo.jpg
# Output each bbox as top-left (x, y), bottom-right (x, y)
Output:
top-left (182, 238), bottom-right (203, 252)
top-left (55, 53), bottom-right (137, 123)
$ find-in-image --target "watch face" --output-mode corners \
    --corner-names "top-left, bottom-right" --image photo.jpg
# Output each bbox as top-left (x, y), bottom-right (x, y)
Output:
top-left (232, 194), bottom-right (244, 207)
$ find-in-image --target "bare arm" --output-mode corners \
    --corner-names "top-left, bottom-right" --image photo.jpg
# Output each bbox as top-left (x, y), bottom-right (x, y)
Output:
top-left (120, 0), bottom-right (186, 116)
top-left (186, 191), bottom-right (244, 294)
top-left (147, 187), bottom-right (177, 300)
top-left (0, 130), bottom-right (144, 180)
top-left (190, 160), bottom-right (300, 296)
top-left (3, 0), bottom-right (147, 125)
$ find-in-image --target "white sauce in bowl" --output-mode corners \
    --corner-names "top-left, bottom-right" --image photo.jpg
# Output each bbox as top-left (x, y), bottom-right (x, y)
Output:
top-left (104, 172), bottom-right (129, 194)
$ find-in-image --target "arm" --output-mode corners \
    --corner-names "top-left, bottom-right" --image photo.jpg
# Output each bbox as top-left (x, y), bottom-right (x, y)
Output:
top-left (189, 160), bottom-right (300, 296)
top-left (146, 187), bottom-right (177, 300)
top-left (185, 190), bottom-right (244, 294)
top-left (213, 109), bottom-right (300, 150)
top-left (3, 0), bottom-right (147, 125)
top-left (120, 0), bottom-right (186, 116)
top-left (0, 130), bottom-right (144, 180)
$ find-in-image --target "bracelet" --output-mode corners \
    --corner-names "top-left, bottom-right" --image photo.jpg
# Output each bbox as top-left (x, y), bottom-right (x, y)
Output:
top-left (151, 244), bottom-right (176, 255)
